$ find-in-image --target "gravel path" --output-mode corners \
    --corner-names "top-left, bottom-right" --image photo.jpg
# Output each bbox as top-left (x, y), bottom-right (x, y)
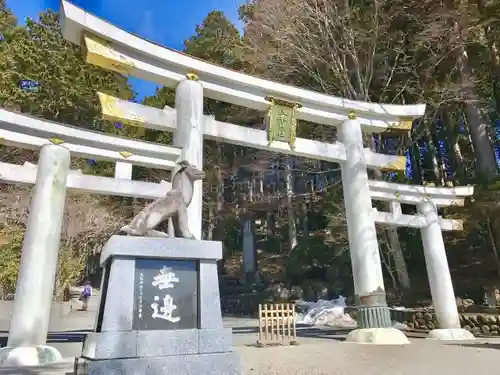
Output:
top-left (237, 339), bottom-right (500, 375)
top-left (1, 339), bottom-right (499, 375)
top-left (1, 299), bottom-right (499, 375)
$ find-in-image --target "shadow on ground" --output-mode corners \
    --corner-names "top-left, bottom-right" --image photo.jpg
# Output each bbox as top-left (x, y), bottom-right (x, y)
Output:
top-left (0, 330), bottom-right (91, 347)
top-left (0, 360), bottom-right (74, 375)
top-left (452, 343), bottom-right (500, 350)
top-left (232, 324), bottom-right (352, 342)
top-left (232, 325), bottom-right (433, 342)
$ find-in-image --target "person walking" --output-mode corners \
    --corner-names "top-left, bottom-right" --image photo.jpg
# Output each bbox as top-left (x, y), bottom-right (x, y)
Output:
top-left (80, 280), bottom-right (92, 311)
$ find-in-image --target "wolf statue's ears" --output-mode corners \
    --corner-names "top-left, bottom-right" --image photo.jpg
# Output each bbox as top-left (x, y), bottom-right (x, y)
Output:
top-left (177, 160), bottom-right (190, 167)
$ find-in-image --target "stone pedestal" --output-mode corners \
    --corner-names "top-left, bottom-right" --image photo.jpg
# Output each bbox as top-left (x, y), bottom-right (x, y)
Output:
top-left (74, 235), bottom-right (242, 375)
top-left (427, 328), bottom-right (475, 341)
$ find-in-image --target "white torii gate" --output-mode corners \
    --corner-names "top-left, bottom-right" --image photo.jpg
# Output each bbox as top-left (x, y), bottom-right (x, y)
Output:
top-left (370, 182), bottom-right (475, 340)
top-left (53, 0), bottom-right (472, 345)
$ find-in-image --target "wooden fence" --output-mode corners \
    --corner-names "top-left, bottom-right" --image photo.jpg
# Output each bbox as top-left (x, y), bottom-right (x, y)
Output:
top-left (257, 303), bottom-right (298, 347)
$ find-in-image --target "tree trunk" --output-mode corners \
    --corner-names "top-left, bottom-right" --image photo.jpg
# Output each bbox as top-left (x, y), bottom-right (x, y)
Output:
top-left (285, 159), bottom-right (297, 252)
top-left (214, 159), bottom-right (226, 275)
top-left (380, 230), bottom-right (398, 290)
top-left (454, 22), bottom-right (498, 179)
top-left (476, 0), bottom-right (500, 110)
top-left (427, 129), bottom-right (443, 185)
top-left (386, 227), bottom-right (411, 289)
top-left (444, 110), bottom-right (466, 183)
top-left (207, 205), bottom-right (214, 240)
top-left (371, 136), bottom-right (411, 290)
top-left (411, 143), bottom-right (424, 185)
top-left (486, 215), bottom-right (500, 277)
top-left (301, 201), bottom-right (309, 236)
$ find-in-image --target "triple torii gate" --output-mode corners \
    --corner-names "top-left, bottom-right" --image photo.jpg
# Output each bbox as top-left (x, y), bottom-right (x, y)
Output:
top-left (59, 0), bottom-right (473, 344)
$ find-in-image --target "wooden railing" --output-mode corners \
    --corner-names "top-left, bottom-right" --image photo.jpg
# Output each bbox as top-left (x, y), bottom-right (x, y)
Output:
top-left (257, 303), bottom-right (298, 347)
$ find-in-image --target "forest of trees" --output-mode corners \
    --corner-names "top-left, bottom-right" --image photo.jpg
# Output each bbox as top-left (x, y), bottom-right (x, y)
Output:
top-left (1, 0), bottom-right (500, 302)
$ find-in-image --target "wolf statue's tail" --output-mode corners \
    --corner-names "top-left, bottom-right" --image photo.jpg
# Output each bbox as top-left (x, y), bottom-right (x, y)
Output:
top-left (167, 218), bottom-right (175, 237)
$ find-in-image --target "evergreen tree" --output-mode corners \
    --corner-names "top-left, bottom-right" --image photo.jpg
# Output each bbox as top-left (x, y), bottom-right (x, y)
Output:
top-left (185, 11), bottom-right (243, 69)
top-left (0, 9), bottom-right (134, 131)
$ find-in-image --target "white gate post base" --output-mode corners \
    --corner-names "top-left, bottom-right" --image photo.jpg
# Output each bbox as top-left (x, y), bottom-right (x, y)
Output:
top-left (427, 328), bottom-right (475, 341)
top-left (0, 346), bottom-right (63, 367)
top-left (346, 328), bottom-right (410, 345)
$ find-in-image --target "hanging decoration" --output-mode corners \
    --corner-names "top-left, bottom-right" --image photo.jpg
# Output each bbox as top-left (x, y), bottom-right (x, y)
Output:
top-left (405, 149), bottom-right (413, 180)
top-left (19, 79), bottom-right (40, 92)
top-left (119, 151), bottom-right (133, 158)
top-left (49, 138), bottom-right (64, 145)
top-left (494, 119), bottom-right (500, 168)
top-left (266, 96), bottom-right (302, 149)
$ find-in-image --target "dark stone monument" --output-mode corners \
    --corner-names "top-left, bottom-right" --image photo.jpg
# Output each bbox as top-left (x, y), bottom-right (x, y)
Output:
top-left (132, 259), bottom-right (198, 331)
top-left (240, 213), bottom-right (259, 284)
top-left (75, 236), bottom-right (241, 375)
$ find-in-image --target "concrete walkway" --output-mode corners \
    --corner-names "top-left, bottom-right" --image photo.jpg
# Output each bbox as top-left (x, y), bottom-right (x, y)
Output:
top-left (1, 336), bottom-right (500, 375)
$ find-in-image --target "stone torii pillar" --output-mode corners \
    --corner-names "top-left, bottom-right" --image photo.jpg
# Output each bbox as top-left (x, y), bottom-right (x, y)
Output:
top-left (339, 114), bottom-right (408, 345)
top-left (0, 144), bottom-right (70, 366)
top-left (417, 201), bottom-right (473, 340)
top-left (369, 182), bottom-right (475, 340)
top-left (172, 73), bottom-right (204, 239)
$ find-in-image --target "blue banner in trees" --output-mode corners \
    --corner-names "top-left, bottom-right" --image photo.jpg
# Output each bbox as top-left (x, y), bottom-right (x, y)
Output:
top-left (19, 80), bottom-right (40, 92)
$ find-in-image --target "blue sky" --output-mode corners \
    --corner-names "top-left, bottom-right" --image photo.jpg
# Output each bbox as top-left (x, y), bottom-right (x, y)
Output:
top-left (7, 0), bottom-right (243, 100)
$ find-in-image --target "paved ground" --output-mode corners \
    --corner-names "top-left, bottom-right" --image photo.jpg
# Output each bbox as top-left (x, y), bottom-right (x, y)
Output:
top-left (1, 295), bottom-right (500, 374)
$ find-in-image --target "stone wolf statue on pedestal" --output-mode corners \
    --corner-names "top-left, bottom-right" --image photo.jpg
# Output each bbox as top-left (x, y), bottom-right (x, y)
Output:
top-left (120, 160), bottom-right (205, 239)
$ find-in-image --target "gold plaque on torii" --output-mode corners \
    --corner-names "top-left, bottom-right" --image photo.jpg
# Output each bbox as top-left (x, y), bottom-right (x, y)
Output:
top-left (265, 96), bottom-right (302, 149)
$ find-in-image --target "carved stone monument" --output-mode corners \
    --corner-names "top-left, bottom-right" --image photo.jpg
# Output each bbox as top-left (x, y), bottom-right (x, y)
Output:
top-left (241, 212), bottom-right (259, 283)
top-left (74, 235), bottom-right (241, 375)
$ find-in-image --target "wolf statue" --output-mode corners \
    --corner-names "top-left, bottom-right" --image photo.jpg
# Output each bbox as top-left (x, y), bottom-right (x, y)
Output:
top-left (120, 160), bottom-right (205, 239)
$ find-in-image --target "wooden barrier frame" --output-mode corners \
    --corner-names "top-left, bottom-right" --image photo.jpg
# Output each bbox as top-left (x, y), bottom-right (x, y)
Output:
top-left (257, 303), bottom-right (298, 347)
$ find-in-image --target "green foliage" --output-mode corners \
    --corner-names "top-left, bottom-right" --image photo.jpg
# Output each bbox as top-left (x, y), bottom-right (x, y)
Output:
top-left (0, 226), bottom-right (24, 294)
top-left (0, 9), bottom-right (133, 131)
top-left (55, 244), bottom-right (88, 301)
top-left (285, 235), bottom-right (340, 283)
top-left (145, 11), bottom-right (247, 123)
top-left (0, 0), bottom-right (17, 35)
top-left (238, 3), bottom-right (255, 24)
top-left (0, 5), bottom-right (138, 295)
top-left (185, 11), bottom-right (243, 69)
top-left (141, 86), bottom-right (174, 145)
top-left (221, 216), bottom-right (241, 257)
top-left (0, 224), bottom-right (92, 299)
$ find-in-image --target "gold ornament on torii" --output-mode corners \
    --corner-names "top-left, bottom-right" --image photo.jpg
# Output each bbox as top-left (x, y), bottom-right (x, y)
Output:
top-left (265, 96), bottom-right (302, 149)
